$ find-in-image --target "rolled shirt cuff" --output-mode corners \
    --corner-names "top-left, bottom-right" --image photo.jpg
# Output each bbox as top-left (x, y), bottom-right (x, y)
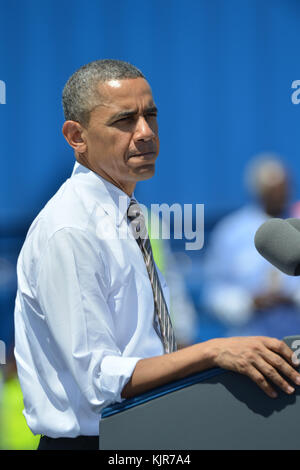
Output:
top-left (98, 354), bottom-right (142, 405)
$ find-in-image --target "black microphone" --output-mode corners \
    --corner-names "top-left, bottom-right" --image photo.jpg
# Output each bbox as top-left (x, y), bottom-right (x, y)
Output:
top-left (254, 218), bottom-right (300, 276)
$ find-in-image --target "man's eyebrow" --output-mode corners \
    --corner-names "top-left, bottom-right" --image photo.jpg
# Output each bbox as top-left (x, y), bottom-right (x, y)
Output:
top-left (107, 106), bottom-right (158, 124)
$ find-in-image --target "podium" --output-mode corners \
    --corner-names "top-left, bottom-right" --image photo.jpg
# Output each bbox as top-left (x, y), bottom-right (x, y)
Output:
top-left (99, 336), bottom-right (300, 450)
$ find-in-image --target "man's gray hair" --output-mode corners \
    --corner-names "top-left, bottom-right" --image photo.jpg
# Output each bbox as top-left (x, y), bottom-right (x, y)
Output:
top-left (62, 59), bottom-right (145, 127)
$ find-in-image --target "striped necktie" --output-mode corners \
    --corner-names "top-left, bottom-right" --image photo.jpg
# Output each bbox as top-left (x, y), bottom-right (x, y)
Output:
top-left (127, 198), bottom-right (177, 354)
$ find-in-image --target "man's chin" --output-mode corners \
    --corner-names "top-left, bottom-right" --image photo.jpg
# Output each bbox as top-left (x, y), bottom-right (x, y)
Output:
top-left (134, 164), bottom-right (155, 180)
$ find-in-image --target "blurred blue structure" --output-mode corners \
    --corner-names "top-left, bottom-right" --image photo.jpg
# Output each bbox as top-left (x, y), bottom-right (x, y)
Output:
top-left (2, 0), bottom-right (300, 345)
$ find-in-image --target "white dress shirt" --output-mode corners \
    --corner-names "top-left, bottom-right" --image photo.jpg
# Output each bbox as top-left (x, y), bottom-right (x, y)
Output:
top-left (14, 161), bottom-right (165, 438)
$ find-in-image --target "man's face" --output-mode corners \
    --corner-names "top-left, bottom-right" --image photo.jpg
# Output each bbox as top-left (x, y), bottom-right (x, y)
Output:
top-left (260, 178), bottom-right (288, 217)
top-left (79, 77), bottom-right (159, 194)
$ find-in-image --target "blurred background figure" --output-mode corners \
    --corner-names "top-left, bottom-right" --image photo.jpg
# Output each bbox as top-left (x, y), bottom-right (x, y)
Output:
top-left (203, 153), bottom-right (300, 339)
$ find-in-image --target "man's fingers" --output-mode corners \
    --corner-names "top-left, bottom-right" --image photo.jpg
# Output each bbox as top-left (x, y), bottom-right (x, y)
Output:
top-left (263, 338), bottom-right (298, 366)
top-left (261, 349), bottom-right (300, 388)
top-left (242, 364), bottom-right (278, 398)
top-left (254, 356), bottom-right (296, 395)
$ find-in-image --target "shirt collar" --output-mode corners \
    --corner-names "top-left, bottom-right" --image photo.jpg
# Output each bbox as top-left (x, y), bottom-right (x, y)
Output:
top-left (71, 161), bottom-right (135, 227)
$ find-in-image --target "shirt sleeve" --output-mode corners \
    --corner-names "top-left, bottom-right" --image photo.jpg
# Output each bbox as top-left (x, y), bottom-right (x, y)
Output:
top-left (35, 227), bottom-right (142, 413)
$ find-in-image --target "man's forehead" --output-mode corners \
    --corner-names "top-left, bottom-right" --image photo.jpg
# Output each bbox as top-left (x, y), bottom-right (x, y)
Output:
top-left (96, 78), bottom-right (155, 109)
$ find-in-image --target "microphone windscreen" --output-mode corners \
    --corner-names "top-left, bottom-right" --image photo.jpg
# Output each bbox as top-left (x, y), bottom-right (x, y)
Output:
top-left (254, 218), bottom-right (300, 276)
top-left (286, 217), bottom-right (300, 233)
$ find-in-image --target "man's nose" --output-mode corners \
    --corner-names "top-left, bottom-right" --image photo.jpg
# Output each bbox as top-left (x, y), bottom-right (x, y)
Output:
top-left (134, 116), bottom-right (156, 142)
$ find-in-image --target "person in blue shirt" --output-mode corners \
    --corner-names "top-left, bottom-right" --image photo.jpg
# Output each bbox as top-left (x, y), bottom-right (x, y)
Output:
top-left (203, 154), bottom-right (300, 338)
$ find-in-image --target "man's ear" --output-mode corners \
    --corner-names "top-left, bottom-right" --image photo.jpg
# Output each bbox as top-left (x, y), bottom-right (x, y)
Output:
top-left (62, 121), bottom-right (87, 154)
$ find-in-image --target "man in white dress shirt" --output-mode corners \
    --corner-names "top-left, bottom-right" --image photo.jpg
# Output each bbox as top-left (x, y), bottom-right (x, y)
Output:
top-left (14, 60), bottom-right (300, 450)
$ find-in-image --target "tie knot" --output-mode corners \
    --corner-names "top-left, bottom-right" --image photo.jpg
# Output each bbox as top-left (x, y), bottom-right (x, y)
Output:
top-left (127, 199), bottom-right (147, 239)
top-left (127, 199), bottom-right (141, 221)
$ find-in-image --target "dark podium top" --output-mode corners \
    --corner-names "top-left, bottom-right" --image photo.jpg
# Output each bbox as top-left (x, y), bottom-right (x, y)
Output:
top-left (100, 336), bottom-right (300, 450)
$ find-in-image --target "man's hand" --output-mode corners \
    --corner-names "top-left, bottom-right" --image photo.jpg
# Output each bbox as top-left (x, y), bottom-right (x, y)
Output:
top-left (209, 336), bottom-right (300, 398)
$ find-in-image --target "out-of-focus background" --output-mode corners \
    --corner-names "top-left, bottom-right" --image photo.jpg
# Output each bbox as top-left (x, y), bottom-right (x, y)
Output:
top-left (2, 0), bottom-right (300, 450)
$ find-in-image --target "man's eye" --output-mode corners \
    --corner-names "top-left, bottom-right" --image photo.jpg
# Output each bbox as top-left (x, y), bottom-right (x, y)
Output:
top-left (113, 113), bottom-right (157, 125)
top-left (115, 116), bottom-right (135, 123)
top-left (144, 113), bottom-right (157, 121)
